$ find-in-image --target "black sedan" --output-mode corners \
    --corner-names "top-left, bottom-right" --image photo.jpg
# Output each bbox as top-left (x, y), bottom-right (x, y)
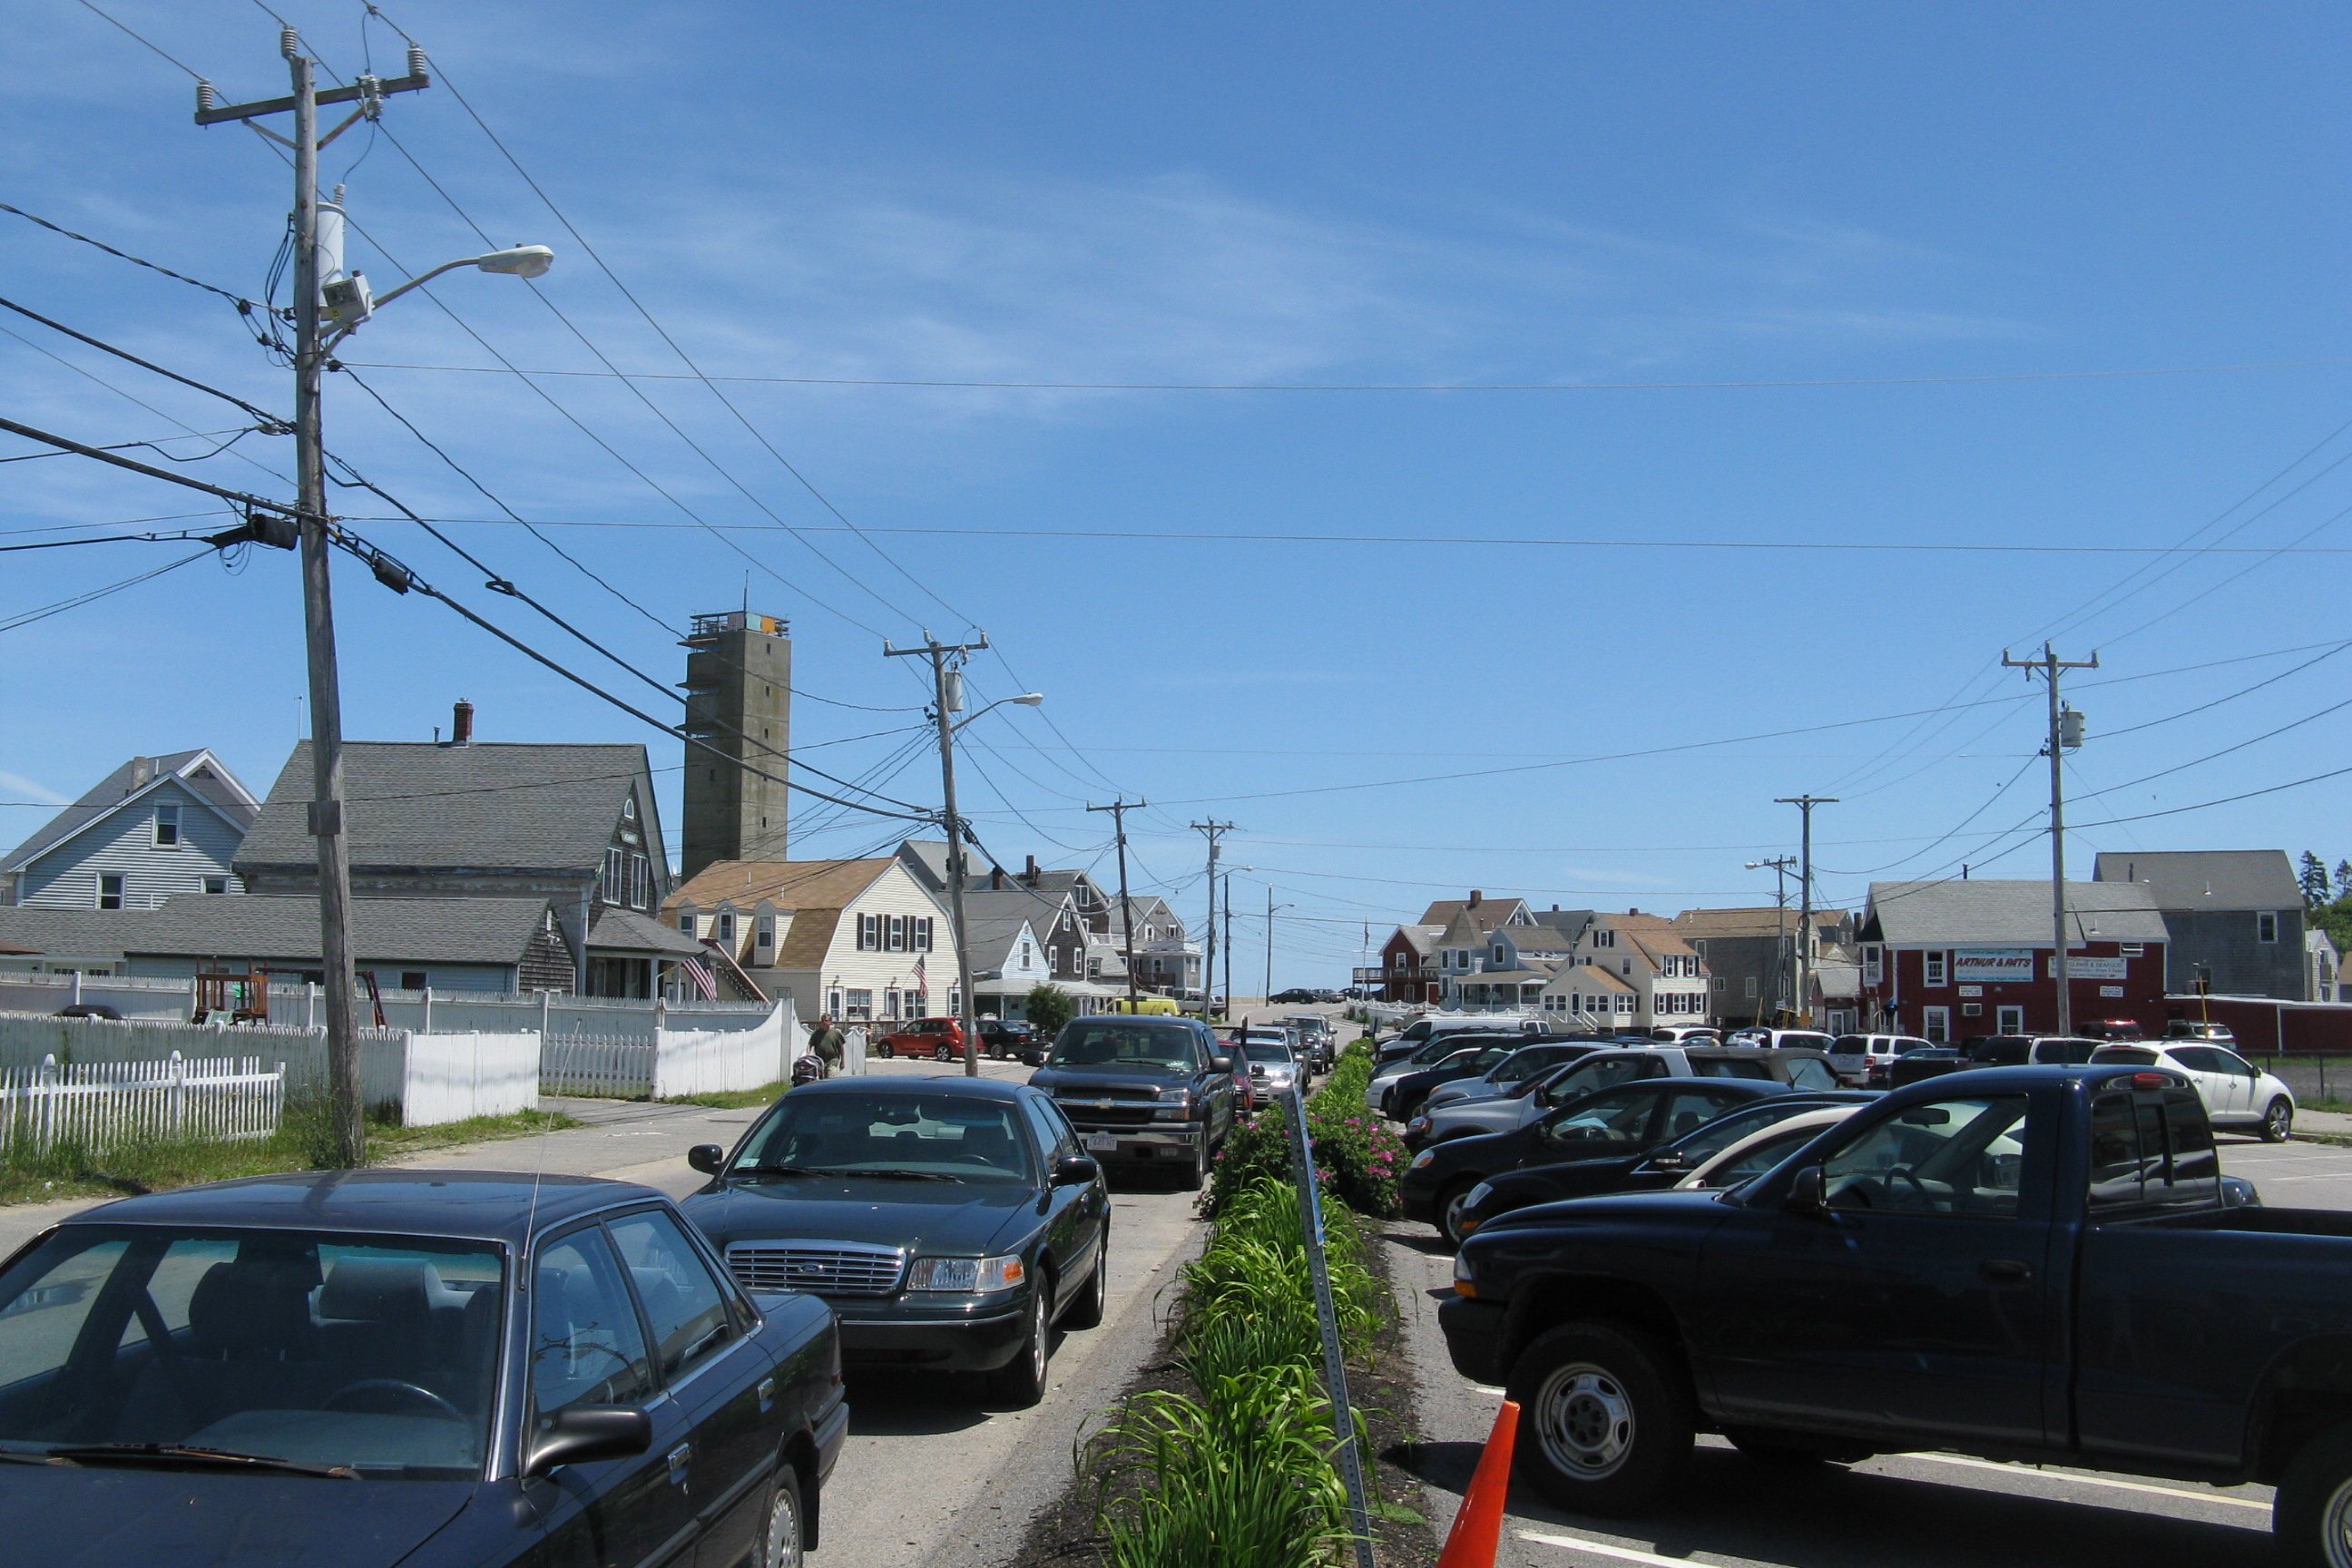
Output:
top-left (1450, 1090), bottom-right (1877, 1242)
top-left (1400, 1076), bottom-right (1793, 1243)
top-left (1386, 1041), bottom-right (1531, 1124)
top-left (0, 1170), bottom-right (845, 1568)
top-left (684, 1076), bottom-right (1111, 1408)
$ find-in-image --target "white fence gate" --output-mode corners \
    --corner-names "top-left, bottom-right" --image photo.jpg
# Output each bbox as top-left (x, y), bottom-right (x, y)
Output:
top-left (541, 1034), bottom-right (659, 1098)
top-left (0, 1052), bottom-right (283, 1153)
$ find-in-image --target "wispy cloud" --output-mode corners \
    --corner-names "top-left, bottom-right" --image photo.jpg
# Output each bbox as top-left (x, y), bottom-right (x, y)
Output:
top-left (0, 771), bottom-right (68, 807)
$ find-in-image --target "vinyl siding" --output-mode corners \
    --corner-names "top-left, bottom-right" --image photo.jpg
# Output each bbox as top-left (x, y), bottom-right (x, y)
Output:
top-left (16, 779), bottom-right (245, 910)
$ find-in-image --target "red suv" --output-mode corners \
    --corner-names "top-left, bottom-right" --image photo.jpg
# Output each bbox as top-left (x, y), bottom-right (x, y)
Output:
top-left (871, 1017), bottom-right (966, 1062)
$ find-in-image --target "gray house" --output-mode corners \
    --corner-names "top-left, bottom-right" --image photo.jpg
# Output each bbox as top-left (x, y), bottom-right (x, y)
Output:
top-left (2, 750), bottom-right (259, 910)
top-left (235, 737), bottom-right (684, 996)
top-left (122, 892), bottom-right (577, 995)
top-left (2093, 850), bottom-right (2306, 1000)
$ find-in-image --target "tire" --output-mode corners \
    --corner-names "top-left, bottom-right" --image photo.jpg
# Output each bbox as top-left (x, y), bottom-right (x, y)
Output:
top-left (2273, 1420), bottom-right (2352, 1568)
top-left (1181, 1132), bottom-right (1209, 1191)
top-left (935, 1043), bottom-right (955, 1063)
top-left (760, 1465), bottom-right (805, 1568)
top-left (1437, 1178), bottom-right (1481, 1250)
top-left (876, 1040), bottom-right (895, 1059)
top-left (988, 1281), bottom-right (1052, 1407)
top-left (1063, 1224), bottom-right (1108, 1329)
top-left (2264, 1096), bottom-right (2296, 1143)
top-left (1506, 1322), bottom-right (1695, 1516)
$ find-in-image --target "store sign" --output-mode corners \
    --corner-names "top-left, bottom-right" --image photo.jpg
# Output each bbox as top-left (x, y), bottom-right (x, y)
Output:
top-left (1953, 948), bottom-right (2035, 983)
top-left (2069, 956), bottom-right (2129, 980)
top-left (1956, 985), bottom-right (1984, 997)
top-left (2101, 985), bottom-right (2126, 997)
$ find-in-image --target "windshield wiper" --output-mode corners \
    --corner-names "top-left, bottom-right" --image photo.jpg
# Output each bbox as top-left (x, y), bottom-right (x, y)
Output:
top-left (808, 1167), bottom-right (963, 1182)
top-left (735, 1164), bottom-right (819, 1180)
top-left (44, 1443), bottom-right (358, 1479)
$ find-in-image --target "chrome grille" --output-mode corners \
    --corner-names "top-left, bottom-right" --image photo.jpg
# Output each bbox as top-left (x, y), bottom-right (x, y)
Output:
top-left (727, 1240), bottom-right (906, 1298)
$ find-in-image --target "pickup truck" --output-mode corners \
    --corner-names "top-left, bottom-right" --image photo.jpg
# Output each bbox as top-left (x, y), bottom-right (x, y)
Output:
top-left (1439, 1063), bottom-right (2352, 1565)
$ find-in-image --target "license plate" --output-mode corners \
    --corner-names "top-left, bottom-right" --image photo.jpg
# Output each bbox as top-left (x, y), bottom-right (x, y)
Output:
top-left (1085, 1133), bottom-right (1118, 1153)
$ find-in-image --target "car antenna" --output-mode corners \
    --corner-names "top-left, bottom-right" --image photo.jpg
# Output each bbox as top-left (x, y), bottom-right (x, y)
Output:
top-left (521, 1038), bottom-right (560, 1293)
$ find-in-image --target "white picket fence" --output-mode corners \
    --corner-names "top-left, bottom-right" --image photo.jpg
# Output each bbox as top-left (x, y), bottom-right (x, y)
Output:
top-left (542, 1034), bottom-right (662, 1098)
top-left (0, 1051), bottom-right (284, 1153)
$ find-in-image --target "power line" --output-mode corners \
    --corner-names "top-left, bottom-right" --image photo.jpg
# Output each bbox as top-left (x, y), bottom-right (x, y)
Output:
top-left (0, 201), bottom-right (261, 317)
top-left (0, 548), bottom-right (215, 633)
top-left (74, 1), bottom-right (204, 80)
top-left (0, 296), bottom-right (289, 430)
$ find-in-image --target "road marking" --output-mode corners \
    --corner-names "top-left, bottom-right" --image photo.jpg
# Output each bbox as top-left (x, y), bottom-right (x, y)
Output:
top-left (1520, 1529), bottom-right (1719, 1566)
top-left (1886, 1451), bottom-right (2271, 1513)
top-left (1472, 1384), bottom-right (1508, 1396)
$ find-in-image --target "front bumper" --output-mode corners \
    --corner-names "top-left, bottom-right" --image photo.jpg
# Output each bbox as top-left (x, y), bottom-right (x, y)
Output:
top-left (828, 1294), bottom-right (1032, 1372)
top-left (1438, 1297), bottom-right (1509, 1384)
top-left (1398, 1170), bottom-right (1446, 1223)
top-left (1069, 1123), bottom-right (1205, 1164)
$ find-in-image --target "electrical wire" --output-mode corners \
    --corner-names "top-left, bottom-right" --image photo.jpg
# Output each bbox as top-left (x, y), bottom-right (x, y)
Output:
top-left (0, 297), bottom-right (289, 430)
top-left (0, 201), bottom-right (265, 323)
top-left (0, 548), bottom-right (214, 632)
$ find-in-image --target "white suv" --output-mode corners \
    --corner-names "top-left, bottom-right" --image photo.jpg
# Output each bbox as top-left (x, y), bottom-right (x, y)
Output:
top-left (1828, 1033), bottom-right (1930, 1087)
top-left (2091, 1042), bottom-right (2296, 1142)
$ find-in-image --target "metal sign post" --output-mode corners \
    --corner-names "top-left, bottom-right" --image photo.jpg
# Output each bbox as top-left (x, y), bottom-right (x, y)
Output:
top-left (1282, 1084), bottom-right (1377, 1568)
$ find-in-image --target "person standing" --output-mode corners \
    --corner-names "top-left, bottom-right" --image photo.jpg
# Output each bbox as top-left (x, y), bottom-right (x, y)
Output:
top-left (808, 1014), bottom-right (847, 1072)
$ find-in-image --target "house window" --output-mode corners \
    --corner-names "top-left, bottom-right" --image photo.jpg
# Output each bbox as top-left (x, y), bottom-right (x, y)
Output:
top-left (679, 913), bottom-right (698, 937)
top-left (631, 854), bottom-right (652, 910)
top-left (1617, 995), bottom-right (1633, 1014)
top-left (756, 915), bottom-right (774, 953)
top-left (715, 911), bottom-right (736, 946)
top-left (1863, 946), bottom-right (1883, 985)
top-left (603, 848), bottom-right (625, 904)
top-left (1021, 938), bottom-right (1034, 968)
top-left (884, 988), bottom-right (901, 1021)
top-left (2259, 912), bottom-right (2279, 944)
top-left (1744, 975), bottom-right (1759, 998)
top-left (201, 876), bottom-right (228, 895)
top-left (152, 804), bottom-right (181, 848)
top-left (96, 874), bottom-right (122, 911)
top-left (400, 971), bottom-right (427, 992)
top-left (1924, 950), bottom-right (1948, 986)
top-left (1710, 975), bottom-right (1725, 993)
top-left (622, 794), bottom-right (637, 820)
top-left (826, 988), bottom-right (843, 1016)
top-left (1997, 1004), bottom-right (2025, 1034)
top-left (858, 914), bottom-right (880, 951)
top-left (887, 914), bottom-right (906, 953)
top-left (844, 988), bottom-right (874, 1021)
top-left (915, 916), bottom-right (934, 952)
top-left (1922, 1005), bottom-right (1951, 1044)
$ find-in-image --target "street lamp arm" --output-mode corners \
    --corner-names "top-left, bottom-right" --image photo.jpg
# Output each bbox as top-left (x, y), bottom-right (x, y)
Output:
top-left (948, 692), bottom-right (1043, 734)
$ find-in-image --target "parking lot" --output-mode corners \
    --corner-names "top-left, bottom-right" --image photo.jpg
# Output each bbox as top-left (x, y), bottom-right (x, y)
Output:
top-left (1390, 1125), bottom-right (2352, 1568)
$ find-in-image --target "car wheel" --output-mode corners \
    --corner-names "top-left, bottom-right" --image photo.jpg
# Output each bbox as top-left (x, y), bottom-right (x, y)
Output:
top-left (1507, 1322), bottom-right (1694, 1516)
top-left (1063, 1224), bottom-right (1108, 1329)
top-left (988, 1282), bottom-right (1051, 1407)
top-left (1181, 1132), bottom-right (1209, 1191)
top-left (876, 1041), bottom-right (894, 1059)
top-left (1437, 1178), bottom-right (1481, 1250)
top-left (2275, 1420), bottom-right (2352, 1568)
top-left (760, 1465), bottom-right (805, 1568)
top-left (935, 1043), bottom-right (955, 1063)
top-left (2264, 1096), bottom-right (2295, 1143)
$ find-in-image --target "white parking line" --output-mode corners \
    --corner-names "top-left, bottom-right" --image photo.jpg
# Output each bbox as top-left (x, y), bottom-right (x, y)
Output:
top-left (1520, 1529), bottom-right (1716, 1566)
top-left (1884, 1452), bottom-right (2271, 1513)
top-left (1472, 1384), bottom-right (1509, 1396)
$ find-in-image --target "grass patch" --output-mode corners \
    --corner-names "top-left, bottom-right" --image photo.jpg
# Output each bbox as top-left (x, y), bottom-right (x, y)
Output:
top-left (0, 1102), bottom-right (578, 1208)
top-left (661, 1080), bottom-right (791, 1111)
top-left (2297, 1130), bottom-right (2352, 1150)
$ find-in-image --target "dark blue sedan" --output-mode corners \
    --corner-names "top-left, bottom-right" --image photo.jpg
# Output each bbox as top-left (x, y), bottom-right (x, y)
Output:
top-left (0, 1170), bottom-right (847, 1567)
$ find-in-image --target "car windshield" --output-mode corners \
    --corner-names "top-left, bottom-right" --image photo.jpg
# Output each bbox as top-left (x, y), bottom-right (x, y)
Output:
top-left (1489, 1049), bottom-right (1556, 1083)
top-left (735, 1093), bottom-right (1034, 1182)
top-left (0, 1226), bottom-right (503, 1477)
top-left (1244, 1042), bottom-right (1294, 1064)
top-left (1666, 1098), bottom-right (1825, 1163)
top-left (1048, 1023), bottom-right (1200, 1073)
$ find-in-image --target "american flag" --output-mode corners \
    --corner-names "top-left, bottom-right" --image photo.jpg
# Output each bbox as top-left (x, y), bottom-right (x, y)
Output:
top-left (913, 953), bottom-right (927, 992)
top-left (681, 956), bottom-right (717, 1001)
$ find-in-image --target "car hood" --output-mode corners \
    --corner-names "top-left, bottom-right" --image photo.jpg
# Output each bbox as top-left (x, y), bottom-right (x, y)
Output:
top-left (1430, 1095), bottom-right (1538, 1136)
top-left (1477, 1186), bottom-right (1730, 1239)
top-left (1483, 1152), bottom-right (1651, 1200)
top-left (0, 1468), bottom-right (476, 1566)
top-left (1030, 1065), bottom-right (1188, 1095)
top-left (684, 1176), bottom-right (1043, 1258)
top-left (1422, 1077), bottom-right (1502, 1110)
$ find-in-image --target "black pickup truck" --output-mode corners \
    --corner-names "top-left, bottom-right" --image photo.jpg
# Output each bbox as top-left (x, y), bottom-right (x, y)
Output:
top-left (1440, 1063), bottom-right (2352, 1564)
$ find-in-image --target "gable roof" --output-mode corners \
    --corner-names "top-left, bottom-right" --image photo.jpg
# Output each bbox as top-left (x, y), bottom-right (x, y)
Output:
top-left (2092, 850), bottom-right (2301, 911)
top-left (5, 750), bottom-right (259, 872)
top-left (1864, 879), bottom-right (2169, 946)
top-left (668, 858), bottom-right (897, 915)
top-left (1543, 961), bottom-right (1635, 995)
top-left (1387, 924), bottom-right (1444, 956)
top-left (235, 742), bottom-right (654, 879)
top-left (1418, 896), bottom-right (1529, 932)
top-left (1494, 924), bottom-right (1577, 955)
top-left (122, 893), bottom-right (561, 967)
top-left (955, 890), bottom-right (1047, 969)
top-left (1672, 906), bottom-right (1844, 940)
top-left (0, 906), bottom-right (165, 965)
top-left (1600, 912), bottom-right (1699, 966)
top-left (587, 906), bottom-right (707, 958)
top-left (1528, 908), bottom-right (1596, 940)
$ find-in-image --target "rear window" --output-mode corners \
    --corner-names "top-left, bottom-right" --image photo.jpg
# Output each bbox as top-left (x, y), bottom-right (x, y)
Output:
top-left (2094, 1047), bottom-right (2161, 1066)
top-left (1692, 1059), bottom-right (1772, 1080)
top-left (1778, 1033), bottom-right (1836, 1052)
top-left (1832, 1035), bottom-right (1869, 1054)
top-left (2088, 1089), bottom-right (2220, 1213)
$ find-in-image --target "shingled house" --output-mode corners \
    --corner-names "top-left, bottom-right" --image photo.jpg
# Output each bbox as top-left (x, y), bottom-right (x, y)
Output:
top-left (234, 728), bottom-right (701, 997)
top-left (3, 749), bottom-right (259, 909)
top-left (667, 857), bottom-right (959, 1022)
top-left (120, 892), bottom-right (576, 994)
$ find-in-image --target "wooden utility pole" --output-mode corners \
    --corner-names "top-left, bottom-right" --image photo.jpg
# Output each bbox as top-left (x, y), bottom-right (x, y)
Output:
top-left (885, 632), bottom-right (993, 1074)
top-left (2004, 643), bottom-right (2099, 1035)
top-left (1191, 820), bottom-right (1235, 1020)
top-left (1087, 799), bottom-right (1146, 1010)
top-left (1775, 798), bottom-right (1837, 1026)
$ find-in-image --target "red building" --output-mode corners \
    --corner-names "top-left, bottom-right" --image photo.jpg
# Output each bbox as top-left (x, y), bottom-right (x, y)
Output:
top-left (1857, 878), bottom-right (2170, 1043)
top-left (1373, 922), bottom-right (1443, 1004)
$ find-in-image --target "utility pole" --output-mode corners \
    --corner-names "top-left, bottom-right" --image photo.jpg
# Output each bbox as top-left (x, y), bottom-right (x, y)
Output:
top-left (196, 31), bottom-right (432, 1168)
top-left (1264, 888), bottom-right (1294, 1010)
top-left (885, 631), bottom-right (993, 1075)
top-left (2004, 642), bottom-right (2098, 1036)
top-left (1746, 855), bottom-right (1798, 1023)
top-left (1775, 798), bottom-right (1837, 1026)
top-left (1223, 872), bottom-right (1237, 1019)
top-left (1086, 799), bottom-right (1146, 1011)
top-left (1191, 820), bottom-right (1235, 1020)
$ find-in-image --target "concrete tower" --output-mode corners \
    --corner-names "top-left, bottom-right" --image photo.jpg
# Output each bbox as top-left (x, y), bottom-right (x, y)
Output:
top-left (680, 611), bottom-right (791, 880)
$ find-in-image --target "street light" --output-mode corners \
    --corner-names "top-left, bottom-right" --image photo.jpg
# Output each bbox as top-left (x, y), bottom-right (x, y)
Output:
top-left (323, 242), bottom-right (554, 346)
top-left (949, 691), bottom-right (1043, 735)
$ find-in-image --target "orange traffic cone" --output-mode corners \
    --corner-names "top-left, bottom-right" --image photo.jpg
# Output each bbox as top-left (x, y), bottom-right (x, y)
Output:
top-left (1436, 1397), bottom-right (1519, 1568)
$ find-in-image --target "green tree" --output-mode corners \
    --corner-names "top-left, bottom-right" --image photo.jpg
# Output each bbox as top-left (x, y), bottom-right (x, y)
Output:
top-left (1024, 982), bottom-right (1077, 1041)
top-left (2336, 859), bottom-right (2352, 900)
top-left (2301, 851), bottom-right (2333, 909)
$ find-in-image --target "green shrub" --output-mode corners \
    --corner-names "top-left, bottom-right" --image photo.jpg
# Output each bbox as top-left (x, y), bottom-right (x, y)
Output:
top-left (1202, 1054), bottom-right (1406, 1220)
top-left (1024, 982), bottom-right (1077, 1039)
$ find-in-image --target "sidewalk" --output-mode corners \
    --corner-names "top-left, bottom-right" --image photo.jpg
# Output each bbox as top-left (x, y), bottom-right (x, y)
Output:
top-left (2297, 1107), bottom-right (2352, 1139)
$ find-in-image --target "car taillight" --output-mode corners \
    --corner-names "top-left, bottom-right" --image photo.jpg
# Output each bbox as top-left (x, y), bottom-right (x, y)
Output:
top-left (2131, 1072), bottom-right (2173, 1090)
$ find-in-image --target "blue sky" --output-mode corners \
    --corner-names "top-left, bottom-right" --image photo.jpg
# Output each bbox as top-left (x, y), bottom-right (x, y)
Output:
top-left (5, 2), bottom-right (2349, 984)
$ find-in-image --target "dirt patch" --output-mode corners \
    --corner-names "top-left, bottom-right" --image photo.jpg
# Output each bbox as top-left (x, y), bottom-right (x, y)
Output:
top-left (1001, 1226), bottom-right (1438, 1568)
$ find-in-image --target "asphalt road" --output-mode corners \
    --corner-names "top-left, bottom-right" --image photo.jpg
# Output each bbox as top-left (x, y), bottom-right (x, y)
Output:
top-left (1386, 1124), bottom-right (2352, 1568)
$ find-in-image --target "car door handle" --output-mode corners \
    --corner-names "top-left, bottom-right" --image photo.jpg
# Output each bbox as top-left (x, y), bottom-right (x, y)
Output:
top-left (1980, 1258), bottom-right (2033, 1285)
top-left (666, 1442), bottom-right (691, 1486)
top-left (757, 1376), bottom-right (777, 1413)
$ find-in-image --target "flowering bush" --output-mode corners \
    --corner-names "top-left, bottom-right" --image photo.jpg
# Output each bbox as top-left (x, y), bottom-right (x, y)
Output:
top-left (1200, 1042), bottom-right (1407, 1219)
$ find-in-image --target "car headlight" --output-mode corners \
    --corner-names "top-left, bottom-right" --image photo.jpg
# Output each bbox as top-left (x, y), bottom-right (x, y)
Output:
top-left (1409, 1149), bottom-right (1436, 1171)
top-left (1157, 1086), bottom-right (1193, 1103)
top-left (1452, 1250), bottom-right (1478, 1298)
top-left (1407, 1116), bottom-right (1431, 1134)
top-left (1465, 1181), bottom-right (1492, 1208)
top-left (907, 1253), bottom-right (1027, 1293)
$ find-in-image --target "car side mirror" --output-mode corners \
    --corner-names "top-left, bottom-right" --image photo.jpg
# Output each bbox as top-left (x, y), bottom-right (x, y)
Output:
top-left (1210, 1055), bottom-right (1232, 1073)
top-left (1649, 1152), bottom-right (1686, 1172)
top-left (1785, 1164), bottom-right (1827, 1214)
top-left (524, 1405), bottom-right (652, 1477)
top-left (1051, 1154), bottom-right (1101, 1187)
top-left (687, 1143), bottom-right (726, 1176)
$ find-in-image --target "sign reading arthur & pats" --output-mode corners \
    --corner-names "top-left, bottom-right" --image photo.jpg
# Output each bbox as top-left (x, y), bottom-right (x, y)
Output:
top-left (1953, 947), bottom-right (2036, 983)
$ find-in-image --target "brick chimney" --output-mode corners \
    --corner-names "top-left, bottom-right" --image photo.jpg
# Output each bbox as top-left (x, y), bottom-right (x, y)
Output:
top-left (1024, 854), bottom-right (1039, 887)
top-left (1467, 890), bottom-right (1482, 907)
top-left (990, 865), bottom-right (1004, 890)
top-left (451, 699), bottom-right (475, 747)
